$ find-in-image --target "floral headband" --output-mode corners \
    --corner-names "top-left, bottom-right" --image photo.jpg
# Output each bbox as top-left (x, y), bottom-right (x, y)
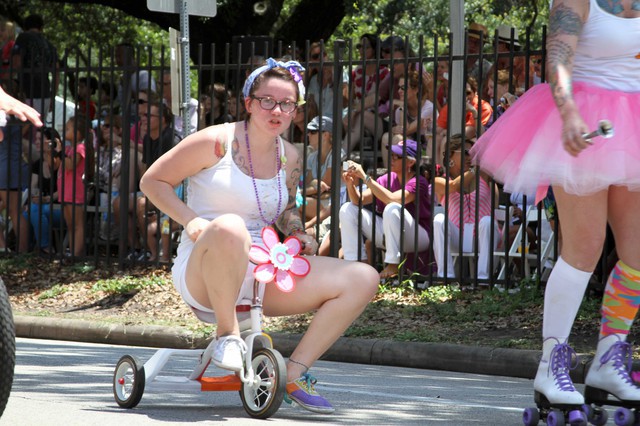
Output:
top-left (242, 57), bottom-right (306, 106)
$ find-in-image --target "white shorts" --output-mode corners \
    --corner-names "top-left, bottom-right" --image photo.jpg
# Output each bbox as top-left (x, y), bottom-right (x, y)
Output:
top-left (171, 236), bottom-right (266, 323)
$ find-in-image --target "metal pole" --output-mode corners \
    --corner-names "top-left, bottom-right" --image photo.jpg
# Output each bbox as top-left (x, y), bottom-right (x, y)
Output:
top-left (449, 0), bottom-right (464, 136)
top-left (179, 0), bottom-right (191, 137)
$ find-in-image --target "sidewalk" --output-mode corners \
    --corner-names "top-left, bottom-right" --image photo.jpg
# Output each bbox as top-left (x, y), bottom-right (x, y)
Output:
top-left (14, 315), bottom-right (596, 384)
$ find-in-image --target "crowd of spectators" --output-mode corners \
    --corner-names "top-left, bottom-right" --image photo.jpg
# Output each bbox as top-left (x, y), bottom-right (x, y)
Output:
top-left (0, 16), bottom-right (552, 282)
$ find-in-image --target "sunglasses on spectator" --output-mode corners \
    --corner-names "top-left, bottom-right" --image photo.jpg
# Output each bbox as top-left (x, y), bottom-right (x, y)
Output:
top-left (251, 96), bottom-right (297, 113)
top-left (102, 123), bottom-right (111, 129)
top-left (137, 98), bottom-right (148, 104)
top-left (466, 90), bottom-right (473, 95)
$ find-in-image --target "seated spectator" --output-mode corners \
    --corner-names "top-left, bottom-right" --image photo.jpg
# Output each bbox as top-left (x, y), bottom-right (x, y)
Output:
top-left (160, 69), bottom-right (198, 139)
top-left (26, 127), bottom-right (62, 253)
top-left (340, 138), bottom-right (431, 280)
top-left (435, 54), bottom-right (449, 111)
top-left (485, 69), bottom-right (517, 128)
top-left (306, 42), bottom-right (348, 120)
top-left (98, 81), bottom-right (118, 117)
top-left (282, 93), bottom-right (318, 146)
top-left (227, 90), bottom-right (246, 121)
top-left (380, 69), bottom-right (436, 168)
top-left (436, 77), bottom-right (492, 154)
top-left (96, 115), bottom-right (124, 240)
top-left (342, 34), bottom-right (388, 153)
top-left (135, 100), bottom-right (175, 260)
top-left (300, 115), bottom-right (345, 221)
top-left (76, 76), bottom-right (98, 120)
top-left (432, 134), bottom-right (500, 280)
top-left (466, 22), bottom-right (493, 85)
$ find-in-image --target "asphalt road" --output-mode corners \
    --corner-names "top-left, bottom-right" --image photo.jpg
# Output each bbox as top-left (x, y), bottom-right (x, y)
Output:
top-left (1, 338), bottom-right (547, 425)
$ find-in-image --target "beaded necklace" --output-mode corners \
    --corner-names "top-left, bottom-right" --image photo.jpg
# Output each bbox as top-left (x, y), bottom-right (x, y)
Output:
top-left (244, 120), bottom-right (283, 226)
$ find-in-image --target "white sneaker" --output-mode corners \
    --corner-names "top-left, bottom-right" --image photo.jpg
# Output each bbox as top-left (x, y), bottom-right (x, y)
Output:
top-left (533, 338), bottom-right (584, 405)
top-left (585, 337), bottom-right (640, 401)
top-left (212, 335), bottom-right (246, 372)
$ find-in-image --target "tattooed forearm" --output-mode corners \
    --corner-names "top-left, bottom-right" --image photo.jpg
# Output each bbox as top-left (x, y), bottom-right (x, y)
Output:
top-left (276, 195), bottom-right (304, 235)
top-left (547, 39), bottom-right (575, 108)
top-left (597, 0), bottom-right (625, 14)
top-left (548, 4), bottom-right (584, 37)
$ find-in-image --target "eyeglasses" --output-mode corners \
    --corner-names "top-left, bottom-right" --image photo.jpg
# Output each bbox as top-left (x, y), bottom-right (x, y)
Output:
top-left (466, 90), bottom-right (473, 95)
top-left (398, 85), bottom-right (406, 91)
top-left (137, 98), bottom-right (148, 104)
top-left (251, 96), bottom-right (297, 113)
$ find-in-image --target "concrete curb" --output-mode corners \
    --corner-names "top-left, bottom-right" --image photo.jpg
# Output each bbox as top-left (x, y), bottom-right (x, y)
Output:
top-left (15, 315), bottom-right (597, 382)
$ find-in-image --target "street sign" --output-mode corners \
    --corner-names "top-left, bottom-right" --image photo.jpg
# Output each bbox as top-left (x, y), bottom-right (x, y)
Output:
top-left (147, 0), bottom-right (217, 17)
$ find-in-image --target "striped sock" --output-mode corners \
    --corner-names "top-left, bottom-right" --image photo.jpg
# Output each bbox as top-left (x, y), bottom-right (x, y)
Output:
top-left (600, 261), bottom-right (640, 338)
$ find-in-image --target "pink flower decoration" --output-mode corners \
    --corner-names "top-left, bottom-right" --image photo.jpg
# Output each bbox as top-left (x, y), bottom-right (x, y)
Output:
top-left (248, 227), bottom-right (310, 292)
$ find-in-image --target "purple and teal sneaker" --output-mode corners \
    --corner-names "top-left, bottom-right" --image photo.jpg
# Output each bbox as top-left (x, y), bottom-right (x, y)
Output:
top-left (284, 373), bottom-right (335, 414)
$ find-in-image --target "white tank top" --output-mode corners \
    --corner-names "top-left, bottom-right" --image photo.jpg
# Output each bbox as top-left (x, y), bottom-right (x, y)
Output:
top-left (181, 122), bottom-right (287, 242)
top-left (573, 0), bottom-right (640, 91)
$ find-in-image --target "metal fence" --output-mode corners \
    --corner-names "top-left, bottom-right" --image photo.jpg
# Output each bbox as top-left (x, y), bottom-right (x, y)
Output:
top-left (0, 30), bottom-right (616, 291)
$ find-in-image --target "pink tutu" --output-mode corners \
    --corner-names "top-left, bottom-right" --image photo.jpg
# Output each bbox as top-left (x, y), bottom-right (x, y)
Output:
top-left (471, 81), bottom-right (640, 198)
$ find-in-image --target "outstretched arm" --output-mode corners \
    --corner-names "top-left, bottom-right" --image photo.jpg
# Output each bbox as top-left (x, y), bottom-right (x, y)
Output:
top-left (547, 0), bottom-right (589, 156)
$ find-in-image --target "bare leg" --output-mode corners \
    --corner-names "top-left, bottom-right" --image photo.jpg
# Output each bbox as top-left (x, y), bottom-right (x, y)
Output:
top-left (184, 214), bottom-right (251, 338)
top-left (262, 256), bottom-right (378, 381)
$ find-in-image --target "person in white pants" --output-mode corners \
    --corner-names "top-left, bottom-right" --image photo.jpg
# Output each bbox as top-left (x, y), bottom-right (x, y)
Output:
top-left (340, 138), bottom-right (431, 280)
top-left (433, 135), bottom-right (500, 280)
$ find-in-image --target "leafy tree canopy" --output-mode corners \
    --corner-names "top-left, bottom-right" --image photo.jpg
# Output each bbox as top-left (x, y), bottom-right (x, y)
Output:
top-left (1, 0), bottom-right (549, 65)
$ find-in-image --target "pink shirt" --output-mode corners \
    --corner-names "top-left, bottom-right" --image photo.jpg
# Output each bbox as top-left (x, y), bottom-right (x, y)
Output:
top-left (58, 143), bottom-right (86, 204)
top-left (441, 177), bottom-right (492, 227)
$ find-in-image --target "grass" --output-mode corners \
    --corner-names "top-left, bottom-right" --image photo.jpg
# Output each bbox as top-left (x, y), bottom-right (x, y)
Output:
top-left (2, 254), bottom-right (612, 352)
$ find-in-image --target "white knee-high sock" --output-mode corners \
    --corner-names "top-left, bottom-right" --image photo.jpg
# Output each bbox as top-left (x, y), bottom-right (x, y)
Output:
top-left (542, 256), bottom-right (593, 342)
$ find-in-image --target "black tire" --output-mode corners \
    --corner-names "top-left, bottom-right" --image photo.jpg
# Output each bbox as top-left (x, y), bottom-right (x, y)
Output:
top-left (0, 278), bottom-right (15, 419)
top-left (113, 355), bottom-right (145, 408)
top-left (239, 348), bottom-right (286, 419)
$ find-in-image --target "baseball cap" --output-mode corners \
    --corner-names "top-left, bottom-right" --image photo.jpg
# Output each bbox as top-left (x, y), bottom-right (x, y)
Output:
top-left (388, 139), bottom-right (418, 159)
top-left (307, 115), bottom-right (333, 132)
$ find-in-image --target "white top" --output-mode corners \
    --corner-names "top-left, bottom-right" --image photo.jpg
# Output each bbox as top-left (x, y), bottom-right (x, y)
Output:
top-left (573, 0), bottom-right (640, 92)
top-left (176, 122), bottom-right (287, 258)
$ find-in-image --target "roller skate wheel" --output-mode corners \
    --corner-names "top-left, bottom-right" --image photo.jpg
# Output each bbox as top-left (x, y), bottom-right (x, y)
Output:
top-left (567, 409), bottom-right (587, 426)
top-left (523, 407), bottom-right (540, 426)
top-left (583, 404), bottom-right (608, 426)
top-left (547, 409), bottom-right (566, 426)
top-left (615, 407), bottom-right (634, 426)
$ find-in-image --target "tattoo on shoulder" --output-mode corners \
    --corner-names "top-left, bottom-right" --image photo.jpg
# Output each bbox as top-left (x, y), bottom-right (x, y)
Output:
top-left (597, 0), bottom-right (625, 14)
top-left (214, 138), bottom-right (226, 159)
top-left (549, 4), bottom-right (584, 37)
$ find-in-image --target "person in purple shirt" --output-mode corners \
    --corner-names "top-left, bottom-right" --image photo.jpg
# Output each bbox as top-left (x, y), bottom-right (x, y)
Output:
top-left (340, 138), bottom-right (431, 279)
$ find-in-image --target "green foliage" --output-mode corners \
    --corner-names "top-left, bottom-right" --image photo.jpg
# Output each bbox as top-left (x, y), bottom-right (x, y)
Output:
top-left (38, 284), bottom-right (69, 300)
top-left (90, 275), bottom-right (163, 295)
top-left (19, 1), bottom-right (168, 68)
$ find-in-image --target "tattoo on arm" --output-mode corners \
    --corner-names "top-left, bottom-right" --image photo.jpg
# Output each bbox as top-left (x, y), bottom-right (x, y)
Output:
top-left (548, 4), bottom-right (583, 37)
top-left (547, 39), bottom-right (575, 107)
top-left (547, 3), bottom-right (583, 108)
